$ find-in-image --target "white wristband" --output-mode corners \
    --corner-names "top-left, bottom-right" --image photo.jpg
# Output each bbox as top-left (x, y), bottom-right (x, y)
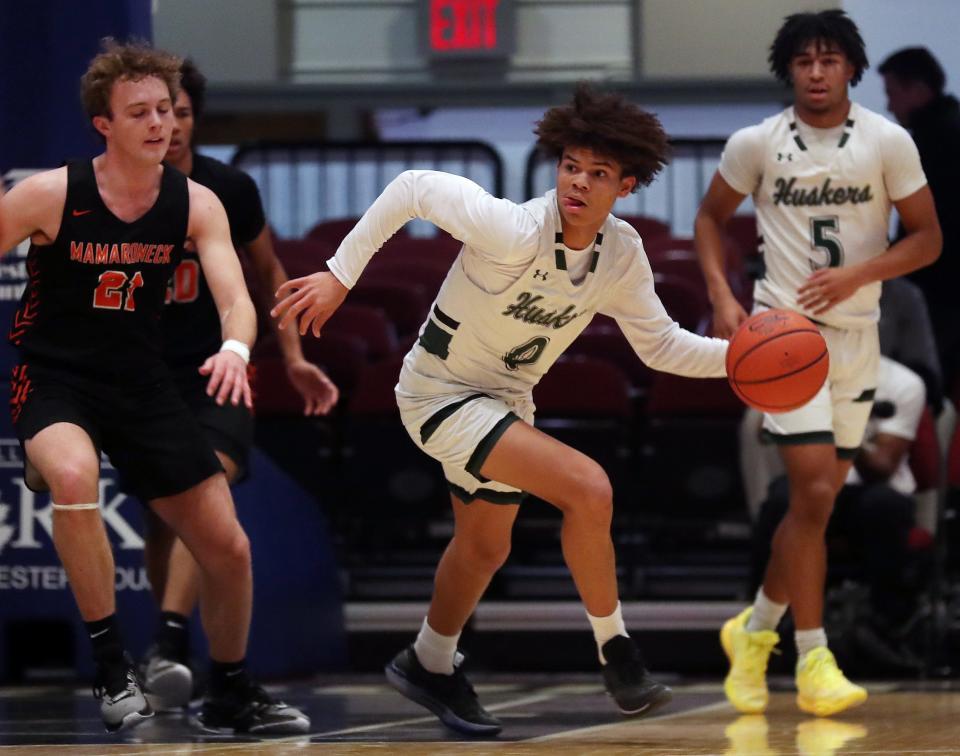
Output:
top-left (220, 339), bottom-right (250, 364)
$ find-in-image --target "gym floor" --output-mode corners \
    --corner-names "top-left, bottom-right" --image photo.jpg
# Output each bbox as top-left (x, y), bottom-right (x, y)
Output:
top-left (2, 674), bottom-right (959, 754)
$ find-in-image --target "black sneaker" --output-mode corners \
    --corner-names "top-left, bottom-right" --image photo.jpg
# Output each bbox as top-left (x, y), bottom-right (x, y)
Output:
top-left (93, 657), bottom-right (154, 733)
top-left (601, 636), bottom-right (673, 716)
top-left (385, 646), bottom-right (502, 736)
top-left (197, 673), bottom-right (310, 735)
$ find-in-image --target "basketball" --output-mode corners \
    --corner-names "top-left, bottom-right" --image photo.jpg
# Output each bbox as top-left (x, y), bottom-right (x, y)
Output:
top-left (726, 309), bottom-right (829, 413)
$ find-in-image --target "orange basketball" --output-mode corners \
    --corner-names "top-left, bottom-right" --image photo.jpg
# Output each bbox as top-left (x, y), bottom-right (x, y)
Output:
top-left (726, 309), bottom-right (828, 413)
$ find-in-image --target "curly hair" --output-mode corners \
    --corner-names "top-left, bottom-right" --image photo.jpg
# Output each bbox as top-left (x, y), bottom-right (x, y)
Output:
top-left (768, 10), bottom-right (868, 86)
top-left (178, 58), bottom-right (208, 120)
top-left (81, 38), bottom-right (182, 119)
top-left (534, 82), bottom-right (669, 191)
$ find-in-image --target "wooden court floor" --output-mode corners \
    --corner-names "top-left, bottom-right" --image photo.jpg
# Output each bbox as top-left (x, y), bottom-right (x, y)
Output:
top-left (1, 675), bottom-right (959, 754)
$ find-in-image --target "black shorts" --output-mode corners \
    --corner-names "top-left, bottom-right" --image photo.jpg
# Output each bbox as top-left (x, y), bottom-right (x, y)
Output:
top-left (11, 362), bottom-right (223, 501)
top-left (171, 365), bottom-right (253, 480)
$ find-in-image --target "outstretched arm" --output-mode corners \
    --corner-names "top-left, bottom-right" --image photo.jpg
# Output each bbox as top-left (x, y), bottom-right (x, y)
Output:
top-left (188, 181), bottom-right (257, 408)
top-left (245, 226), bottom-right (338, 415)
top-left (272, 169), bottom-right (538, 337)
top-left (327, 169), bottom-right (537, 288)
top-left (604, 247), bottom-right (728, 378)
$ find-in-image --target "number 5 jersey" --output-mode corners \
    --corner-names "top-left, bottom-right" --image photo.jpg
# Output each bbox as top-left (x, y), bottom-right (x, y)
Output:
top-left (719, 102), bottom-right (927, 329)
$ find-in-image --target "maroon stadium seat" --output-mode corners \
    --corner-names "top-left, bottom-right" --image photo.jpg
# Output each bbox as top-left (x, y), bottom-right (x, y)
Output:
top-left (348, 279), bottom-right (431, 338)
top-left (618, 215), bottom-right (672, 243)
top-left (306, 217), bottom-right (409, 247)
top-left (533, 355), bottom-right (632, 418)
top-left (325, 303), bottom-right (399, 360)
top-left (273, 238), bottom-right (335, 279)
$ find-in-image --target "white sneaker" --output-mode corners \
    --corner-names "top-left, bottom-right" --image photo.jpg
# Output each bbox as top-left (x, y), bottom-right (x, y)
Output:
top-left (94, 664), bottom-right (153, 732)
top-left (141, 648), bottom-right (193, 711)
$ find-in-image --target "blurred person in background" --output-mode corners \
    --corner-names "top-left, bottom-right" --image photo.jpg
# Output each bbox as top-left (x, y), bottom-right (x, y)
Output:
top-left (879, 46), bottom-right (960, 399)
top-left (139, 58), bottom-right (338, 710)
top-left (695, 10), bottom-right (940, 717)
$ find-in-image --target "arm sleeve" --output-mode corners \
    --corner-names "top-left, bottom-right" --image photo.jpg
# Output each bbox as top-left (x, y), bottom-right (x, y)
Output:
top-left (881, 122), bottom-right (928, 202)
top-left (327, 170), bottom-right (540, 288)
top-left (601, 245), bottom-right (728, 378)
top-left (717, 125), bottom-right (766, 196)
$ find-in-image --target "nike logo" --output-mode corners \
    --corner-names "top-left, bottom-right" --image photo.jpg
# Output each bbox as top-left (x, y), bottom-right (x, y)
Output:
top-left (165, 620), bottom-right (185, 629)
top-left (72, 209), bottom-right (93, 217)
top-left (89, 627), bottom-right (110, 639)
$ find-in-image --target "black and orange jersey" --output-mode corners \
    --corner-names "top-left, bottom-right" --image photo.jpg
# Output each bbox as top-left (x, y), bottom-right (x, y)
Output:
top-left (161, 153), bottom-right (265, 369)
top-left (10, 160), bottom-right (187, 383)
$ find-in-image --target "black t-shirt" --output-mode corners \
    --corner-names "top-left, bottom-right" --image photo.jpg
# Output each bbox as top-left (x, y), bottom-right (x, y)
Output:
top-left (11, 160), bottom-right (187, 383)
top-left (903, 95), bottom-right (960, 309)
top-left (161, 153), bottom-right (266, 368)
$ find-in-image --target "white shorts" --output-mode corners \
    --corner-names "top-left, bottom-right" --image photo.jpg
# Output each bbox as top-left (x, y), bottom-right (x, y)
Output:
top-left (758, 310), bottom-right (879, 458)
top-left (396, 389), bottom-right (535, 504)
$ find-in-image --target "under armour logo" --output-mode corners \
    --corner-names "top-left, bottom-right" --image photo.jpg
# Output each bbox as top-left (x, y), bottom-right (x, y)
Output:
top-left (777, 152), bottom-right (793, 162)
top-left (533, 269), bottom-right (548, 281)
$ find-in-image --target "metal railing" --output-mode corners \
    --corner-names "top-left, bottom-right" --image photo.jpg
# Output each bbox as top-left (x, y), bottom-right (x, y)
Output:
top-left (232, 140), bottom-right (504, 239)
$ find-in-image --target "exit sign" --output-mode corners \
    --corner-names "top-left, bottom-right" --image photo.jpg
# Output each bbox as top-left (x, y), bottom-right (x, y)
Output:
top-left (422, 0), bottom-right (515, 60)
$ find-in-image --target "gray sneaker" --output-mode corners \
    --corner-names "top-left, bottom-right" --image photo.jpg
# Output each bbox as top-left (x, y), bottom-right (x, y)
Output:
top-left (94, 664), bottom-right (154, 732)
top-left (141, 648), bottom-right (193, 710)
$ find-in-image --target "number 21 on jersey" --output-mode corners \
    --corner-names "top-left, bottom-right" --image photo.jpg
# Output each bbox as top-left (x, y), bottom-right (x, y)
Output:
top-left (93, 270), bottom-right (144, 311)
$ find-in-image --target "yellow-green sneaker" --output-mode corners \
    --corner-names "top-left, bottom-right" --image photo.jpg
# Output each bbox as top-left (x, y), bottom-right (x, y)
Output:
top-left (720, 607), bottom-right (780, 714)
top-left (795, 647), bottom-right (867, 717)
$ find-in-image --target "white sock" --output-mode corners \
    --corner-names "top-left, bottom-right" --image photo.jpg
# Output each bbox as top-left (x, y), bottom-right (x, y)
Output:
top-left (413, 618), bottom-right (460, 675)
top-left (746, 588), bottom-right (788, 632)
top-left (587, 602), bottom-right (628, 664)
top-left (795, 628), bottom-right (828, 659)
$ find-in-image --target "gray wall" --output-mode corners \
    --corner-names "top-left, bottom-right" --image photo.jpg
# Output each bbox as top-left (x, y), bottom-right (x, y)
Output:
top-left (153, 0), bottom-right (792, 87)
top-left (153, 0), bottom-right (279, 83)
top-left (642, 0), bottom-right (839, 79)
top-left (284, 0), bottom-right (635, 83)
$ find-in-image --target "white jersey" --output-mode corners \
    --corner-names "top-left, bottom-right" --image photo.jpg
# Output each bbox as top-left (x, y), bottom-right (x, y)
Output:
top-left (328, 170), bottom-right (727, 401)
top-left (720, 103), bottom-right (927, 329)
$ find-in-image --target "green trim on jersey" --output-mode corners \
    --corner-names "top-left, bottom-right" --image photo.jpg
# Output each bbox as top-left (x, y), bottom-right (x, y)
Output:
top-left (555, 248), bottom-right (567, 270)
top-left (836, 446), bottom-right (860, 459)
top-left (465, 412), bottom-right (521, 482)
top-left (448, 481), bottom-right (527, 505)
top-left (760, 429), bottom-right (835, 446)
top-left (432, 304), bottom-right (460, 330)
top-left (419, 318), bottom-right (453, 359)
top-left (419, 393), bottom-right (489, 445)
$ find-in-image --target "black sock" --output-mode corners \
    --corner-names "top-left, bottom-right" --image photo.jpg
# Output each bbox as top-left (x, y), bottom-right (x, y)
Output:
top-left (209, 658), bottom-right (247, 696)
top-left (86, 614), bottom-right (125, 667)
top-left (155, 611), bottom-right (190, 662)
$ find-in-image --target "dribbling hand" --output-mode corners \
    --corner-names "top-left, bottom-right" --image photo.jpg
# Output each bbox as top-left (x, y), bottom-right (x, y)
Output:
top-left (711, 296), bottom-right (749, 339)
top-left (271, 272), bottom-right (349, 338)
